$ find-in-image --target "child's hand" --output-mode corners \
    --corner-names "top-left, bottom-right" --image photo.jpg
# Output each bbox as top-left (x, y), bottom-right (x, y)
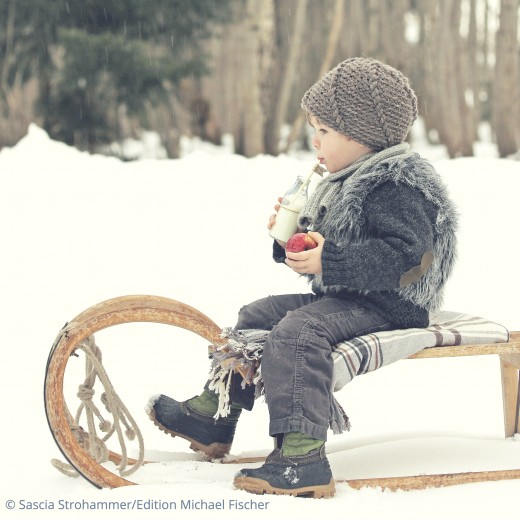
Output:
top-left (285, 232), bottom-right (324, 274)
top-left (267, 197), bottom-right (283, 230)
top-left (268, 197), bottom-right (286, 248)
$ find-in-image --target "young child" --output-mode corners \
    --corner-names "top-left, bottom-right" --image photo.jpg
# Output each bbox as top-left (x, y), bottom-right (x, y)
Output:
top-left (148, 57), bottom-right (458, 498)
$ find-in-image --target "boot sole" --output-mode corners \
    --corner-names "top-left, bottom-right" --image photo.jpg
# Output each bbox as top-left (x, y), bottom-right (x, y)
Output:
top-left (148, 409), bottom-right (232, 460)
top-left (233, 475), bottom-right (336, 498)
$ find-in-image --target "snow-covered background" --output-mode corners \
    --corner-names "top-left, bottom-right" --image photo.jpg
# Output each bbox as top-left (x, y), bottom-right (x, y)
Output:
top-left (1, 124), bottom-right (519, 519)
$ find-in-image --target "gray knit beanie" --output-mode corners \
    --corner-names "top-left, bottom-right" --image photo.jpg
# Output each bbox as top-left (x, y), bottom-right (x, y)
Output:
top-left (301, 57), bottom-right (418, 150)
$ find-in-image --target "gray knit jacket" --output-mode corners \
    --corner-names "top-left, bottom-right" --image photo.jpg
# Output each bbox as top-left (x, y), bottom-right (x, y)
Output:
top-left (273, 144), bottom-right (458, 328)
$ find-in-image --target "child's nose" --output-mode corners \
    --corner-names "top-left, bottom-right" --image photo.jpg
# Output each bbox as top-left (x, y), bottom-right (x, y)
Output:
top-left (311, 134), bottom-right (320, 149)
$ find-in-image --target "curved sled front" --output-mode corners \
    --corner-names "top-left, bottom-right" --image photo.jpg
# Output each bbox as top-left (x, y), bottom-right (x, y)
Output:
top-left (44, 295), bottom-right (225, 488)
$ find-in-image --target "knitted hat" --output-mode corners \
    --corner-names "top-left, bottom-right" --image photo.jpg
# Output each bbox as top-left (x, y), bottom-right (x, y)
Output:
top-left (301, 57), bottom-right (418, 150)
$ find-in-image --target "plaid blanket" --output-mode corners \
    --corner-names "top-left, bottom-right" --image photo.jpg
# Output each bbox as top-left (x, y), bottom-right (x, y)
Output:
top-left (331, 311), bottom-right (509, 391)
top-left (208, 311), bottom-right (509, 431)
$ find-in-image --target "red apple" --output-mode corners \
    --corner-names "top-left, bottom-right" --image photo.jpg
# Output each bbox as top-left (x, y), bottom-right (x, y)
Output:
top-left (285, 233), bottom-right (318, 253)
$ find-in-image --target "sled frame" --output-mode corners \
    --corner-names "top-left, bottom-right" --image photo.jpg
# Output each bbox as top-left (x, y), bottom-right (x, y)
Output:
top-left (44, 295), bottom-right (520, 490)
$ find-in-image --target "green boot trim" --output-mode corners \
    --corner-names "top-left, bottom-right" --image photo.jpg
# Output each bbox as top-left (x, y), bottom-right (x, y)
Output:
top-left (187, 390), bottom-right (242, 424)
top-left (281, 431), bottom-right (325, 457)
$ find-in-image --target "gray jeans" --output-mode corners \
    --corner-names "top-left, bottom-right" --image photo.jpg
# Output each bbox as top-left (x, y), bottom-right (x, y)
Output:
top-left (234, 293), bottom-right (392, 441)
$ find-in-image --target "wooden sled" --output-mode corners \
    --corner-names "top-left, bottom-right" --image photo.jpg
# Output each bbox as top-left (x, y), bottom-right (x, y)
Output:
top-left (44, 295), bottom-right (520, 491)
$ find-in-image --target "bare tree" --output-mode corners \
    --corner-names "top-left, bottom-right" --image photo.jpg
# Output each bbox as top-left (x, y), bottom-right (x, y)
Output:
top-left (199, 0), bottom-right (275, 157)
top-left (414, 1), bottom-right (436, 143)
top-left (238, 0), bottom-right (275, 157)
top-left (379, 0), bottom-right (410, 71)
top-left (418, 1), bottom-right (474, 157)
top-left (467, 0), bottom-right (480, 140)
top-left (493, 0), bottom-right (520, 156)
top-left (264, 0), bottom-right (308, 155)
top-left (283, 0), bottom-right (345, 153)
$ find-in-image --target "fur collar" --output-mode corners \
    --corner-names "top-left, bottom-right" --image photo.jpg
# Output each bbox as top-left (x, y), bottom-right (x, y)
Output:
top-left (299, 147), bottom-right (458, 312)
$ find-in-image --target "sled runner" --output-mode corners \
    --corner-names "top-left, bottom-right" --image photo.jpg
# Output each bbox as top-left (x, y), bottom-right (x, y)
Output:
top-left (44, 295), bottom-right (520, 491)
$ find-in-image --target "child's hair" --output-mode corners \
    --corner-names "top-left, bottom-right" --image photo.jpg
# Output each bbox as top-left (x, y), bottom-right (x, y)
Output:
top-left (305, 110), bottom-right (319, 127)
top-left (301, 57), bottom-right (417, 151)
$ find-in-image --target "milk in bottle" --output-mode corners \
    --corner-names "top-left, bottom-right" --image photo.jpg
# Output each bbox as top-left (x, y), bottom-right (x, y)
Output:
top-left (269, 163), bottom-right (325, 243)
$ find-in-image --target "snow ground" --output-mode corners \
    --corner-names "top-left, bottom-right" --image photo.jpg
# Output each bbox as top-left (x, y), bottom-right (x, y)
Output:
top-left (1, 125), bottom-right (519, 519)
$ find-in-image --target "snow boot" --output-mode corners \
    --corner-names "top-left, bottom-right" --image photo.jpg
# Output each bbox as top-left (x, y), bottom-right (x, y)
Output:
top-left (147, 394), bottom-right (238, 459)
top-left (233, 444), bottom-right (335, 498)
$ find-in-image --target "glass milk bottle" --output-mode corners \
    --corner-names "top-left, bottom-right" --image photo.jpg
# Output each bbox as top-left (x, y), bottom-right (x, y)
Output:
top-left (269, 163), bottom-right (325, 243)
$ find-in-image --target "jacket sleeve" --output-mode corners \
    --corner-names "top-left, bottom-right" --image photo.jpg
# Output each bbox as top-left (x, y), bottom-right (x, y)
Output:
top-left (273, 240), bottom-right (287, 263)
top-left (320, 181), bottom-right (437, 291)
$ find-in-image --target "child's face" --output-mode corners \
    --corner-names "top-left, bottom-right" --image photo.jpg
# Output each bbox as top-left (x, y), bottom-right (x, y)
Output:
top-left (308, 116), bottom-right (366, 173)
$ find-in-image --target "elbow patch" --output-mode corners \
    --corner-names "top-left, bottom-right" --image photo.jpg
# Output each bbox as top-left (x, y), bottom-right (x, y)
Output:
top-left (399, 251), bottom-right (434, 288)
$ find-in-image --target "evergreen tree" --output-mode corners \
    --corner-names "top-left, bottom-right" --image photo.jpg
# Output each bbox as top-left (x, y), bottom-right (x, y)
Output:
top-left (1, 0), bottom-right (231, 153)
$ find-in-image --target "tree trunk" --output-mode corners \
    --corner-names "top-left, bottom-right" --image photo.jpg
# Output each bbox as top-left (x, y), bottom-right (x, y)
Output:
top-left (433, 0), bottom-right (474, 157)
top-left (418, 1), bottom-right (442, 145)
top-left (379, 0), bottom-right (409, 70)
top-left (451, 0), bottom-right (474, 156)
top-left (494, 0), bottom-right (520, 156)
top-left (467, 0), bottom-right (480, 141)
top-left (283, 0), bottom-right (345, 153)
top-left (264, 0), bottom-right (308, 155)
top-left (236, 0), bottom-right (275, 157)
